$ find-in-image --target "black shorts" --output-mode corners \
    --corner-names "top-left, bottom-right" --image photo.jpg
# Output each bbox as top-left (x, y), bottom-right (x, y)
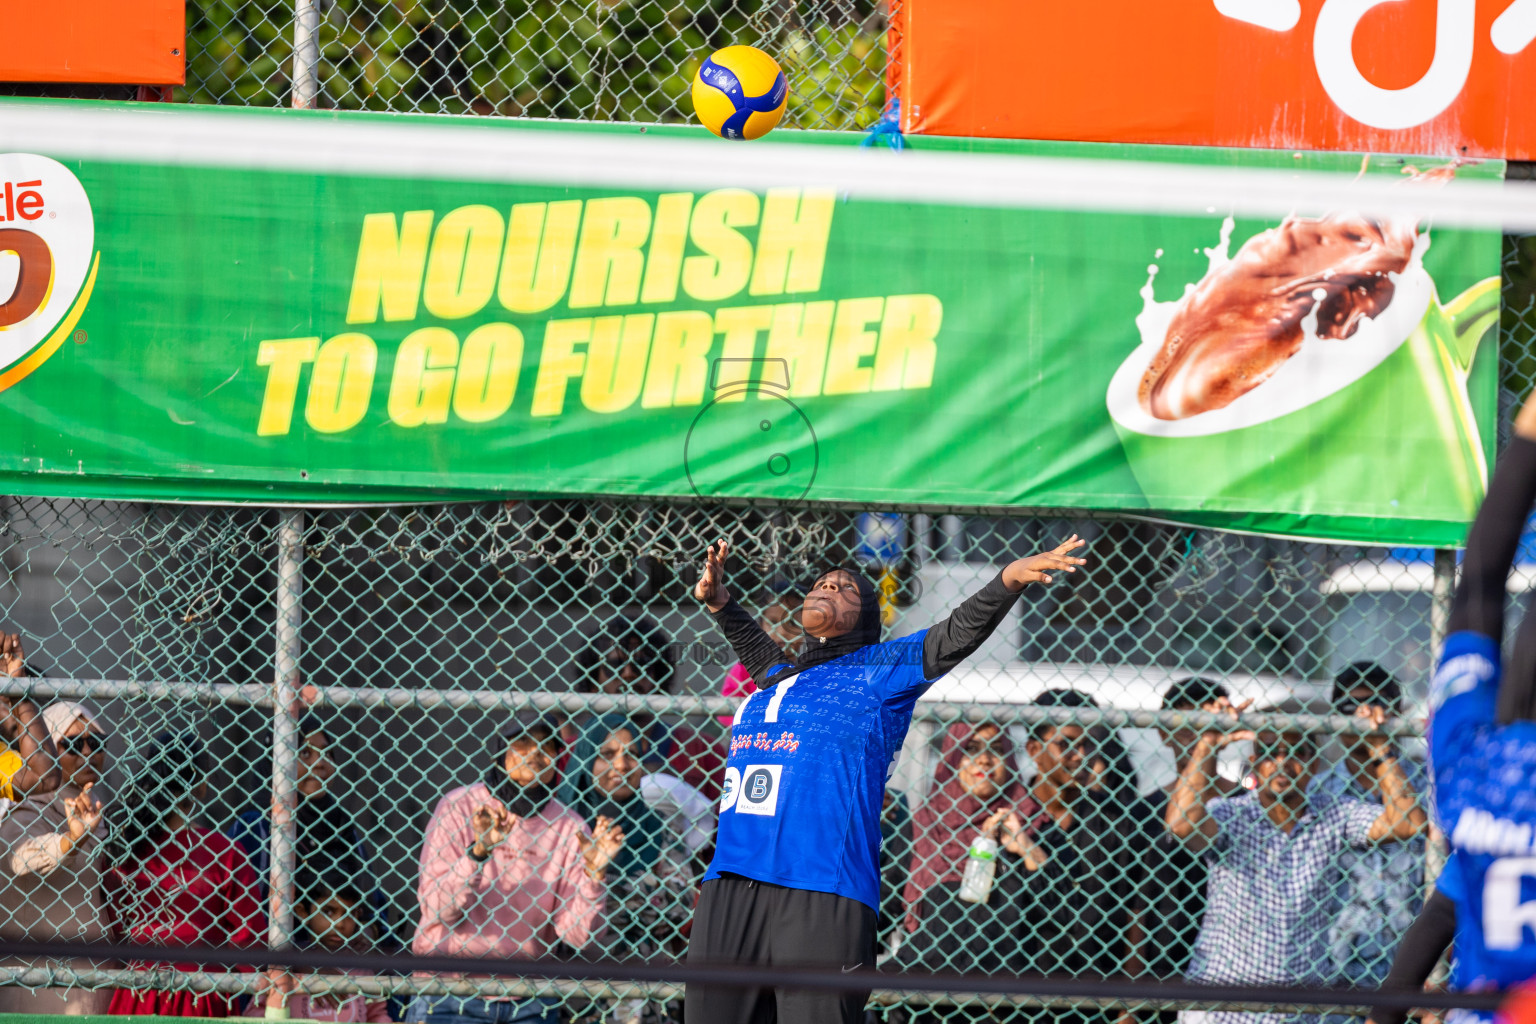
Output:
top-left (685, 874), bottom-right (876, 1024)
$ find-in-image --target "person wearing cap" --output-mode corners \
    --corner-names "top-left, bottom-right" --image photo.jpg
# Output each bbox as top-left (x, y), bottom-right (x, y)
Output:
top-left (0, 701), bottom-right (109, 1014)
top-left (1166, 707), bottom-right (1425, 1024)
top-left (997, 688), bottom-right (1142, 1024)
top-left (406, 713), bottom-right (625, 1024)
top-left (1304, 663), bottom-right (1428, 1015)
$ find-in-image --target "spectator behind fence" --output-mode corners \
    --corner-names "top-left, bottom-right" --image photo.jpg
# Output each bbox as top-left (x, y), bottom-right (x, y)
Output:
top-left (1128, 678), bottom-right (1238, 1023)
top-left (0, 701), bottom-right (108, 1014)
top-left (246, 878), bottom-right (391, 1024)
top-left (1011, 689), bottom-right (1144, 1024)
top-left (0, 633), bottom-right (61, 801)
top-left (228, 715), bottom-right (388, 946)
top-left (407, 713), bottom-right (624, 1024)
top-left (898, 721), bottom-right (1041, 977)
top-left (575, 617), bottom-right (676, 696)
top-left (1168, 712), bottom-right (1425, 1024)
top-left (573, 617), bottom-right (692, 792)
top-left (104, 732), bottom-right (264, 1018)
top-left (560, 712), bottom-right (711, 962)
top-left (1306, 664), bottom-right (1427, 1010)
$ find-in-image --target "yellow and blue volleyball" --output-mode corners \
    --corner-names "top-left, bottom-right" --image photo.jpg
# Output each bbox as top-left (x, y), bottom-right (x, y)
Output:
top-left (691, 45), bottom-right (788, 141)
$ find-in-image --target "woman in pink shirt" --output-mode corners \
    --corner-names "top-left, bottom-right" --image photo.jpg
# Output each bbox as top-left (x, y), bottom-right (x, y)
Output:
top-left (407, 714), bottom-right (624, 1024)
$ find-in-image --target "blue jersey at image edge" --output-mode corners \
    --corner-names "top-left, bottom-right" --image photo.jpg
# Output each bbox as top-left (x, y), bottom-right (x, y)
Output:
top-left (1431, 630), bottom-right (1536, 1003)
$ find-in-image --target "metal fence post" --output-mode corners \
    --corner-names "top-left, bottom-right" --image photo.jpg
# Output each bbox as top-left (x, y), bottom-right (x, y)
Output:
top-left (270, 509), bottom-right (305, 951)
top-left (1425, 545), bottom-right (1456, 955)
top-left (1430, 547), bottom-right (1456, 662)
top-left (292, 0), bottom-right (320, 110)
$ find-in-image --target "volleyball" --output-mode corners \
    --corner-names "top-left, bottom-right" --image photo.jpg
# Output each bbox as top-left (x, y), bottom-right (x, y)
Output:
top-left (691, 45), bottom-right (788, 140)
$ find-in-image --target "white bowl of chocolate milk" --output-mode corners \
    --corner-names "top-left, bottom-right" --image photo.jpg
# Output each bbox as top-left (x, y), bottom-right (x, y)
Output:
top-left (1105, 211), bottom-right (1500, 526)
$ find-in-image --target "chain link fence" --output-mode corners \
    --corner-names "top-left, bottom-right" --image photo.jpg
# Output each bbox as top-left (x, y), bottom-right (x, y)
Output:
top-left (0, 478), bottom-right (1514, 1019)
top-left (0, 230), bottom-right (1528, 1023)
top-left (1, 4), bottom-right (1535, 1019)
top-left (178, 0), bottom-right (887, 128)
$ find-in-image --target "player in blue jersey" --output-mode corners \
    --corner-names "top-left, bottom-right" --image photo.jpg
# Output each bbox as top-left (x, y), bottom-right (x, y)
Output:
top-left (683, 535), bottom-right (1088, 1024)
top-left (1369, 395), bottom-right (1536, 1024)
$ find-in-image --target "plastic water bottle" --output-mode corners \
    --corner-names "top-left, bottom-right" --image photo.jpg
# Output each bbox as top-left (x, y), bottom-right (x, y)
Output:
top-left (957, 835), bottom-right (998, 904)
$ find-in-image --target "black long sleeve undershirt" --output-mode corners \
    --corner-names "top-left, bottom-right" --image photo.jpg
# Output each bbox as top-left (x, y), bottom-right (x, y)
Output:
top-left (1448, 436), bottom-right (1536, 724)
top-left (707, 571), bottom-right (1024, 689)
top-left (707, 600), bottom-right (786, 688)
top-left (1372, 888), bottom-right (1456, 1024)
top-left (921, 571), bottom-right (1024, 680)
top-left (1449, 437), bottom-right (1536, 641)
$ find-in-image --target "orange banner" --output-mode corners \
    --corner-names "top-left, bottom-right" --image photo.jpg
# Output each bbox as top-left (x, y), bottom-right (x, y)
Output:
top-left (0, 0), bottom-right (184, 85)
top-left (893, 0), bottom-right (1536, 158)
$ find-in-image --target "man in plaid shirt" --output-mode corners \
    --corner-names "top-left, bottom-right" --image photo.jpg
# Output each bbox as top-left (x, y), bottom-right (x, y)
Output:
top-left (1165, 714), bottom-right (1426, 1024)
top-left (1305, 665), bottom-right (1427, 1006)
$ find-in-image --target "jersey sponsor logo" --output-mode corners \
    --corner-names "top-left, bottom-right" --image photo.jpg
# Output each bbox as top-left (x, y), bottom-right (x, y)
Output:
top-left (1431, 652), bottom-right (1496, 712)
top-left (719, 766), bottom-right (741, 812)
top-left (737, 764), bottom-right (782, 816)
top-left (1484, 855), bottom-right (1536, 950)
top-left (1454, 807), bottom-right (1536, 856)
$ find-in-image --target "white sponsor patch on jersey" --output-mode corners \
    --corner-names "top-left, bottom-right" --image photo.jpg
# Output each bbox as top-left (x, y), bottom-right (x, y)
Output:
top-left (737, 764), bottom-right (783, 816)
top-left (719, 766), bottom-right (741, 812)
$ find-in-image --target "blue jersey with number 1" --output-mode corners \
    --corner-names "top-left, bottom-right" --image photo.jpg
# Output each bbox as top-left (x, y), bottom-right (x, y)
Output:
top-left (704, 630), bottom-right (934, 911)
top-left (1429, 630), bottom-right (1536, 1017)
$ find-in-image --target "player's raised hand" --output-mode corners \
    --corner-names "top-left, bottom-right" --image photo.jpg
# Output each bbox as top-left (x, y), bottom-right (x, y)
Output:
top-left (1001, 535), bottom-right (1088, 591)
top-left (694, 540), bottom-right (732, 612)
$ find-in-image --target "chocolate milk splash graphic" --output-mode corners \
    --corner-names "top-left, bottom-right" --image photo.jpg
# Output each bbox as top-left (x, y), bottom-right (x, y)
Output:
top-left (1133, 164), bottom-right (1464, 423)
top-left (1138, 213), bottom-right (1418, 420)
top-left (1104, 159), bottom-right (1502, 540)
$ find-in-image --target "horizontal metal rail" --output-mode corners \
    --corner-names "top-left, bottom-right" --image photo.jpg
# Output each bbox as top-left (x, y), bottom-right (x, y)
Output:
top-left (0, 942), bottom-right (1501, 1013)
top-left (0, 678), bottom-right (1425, 735)
top-left (0, 968), bottom-right (1383, 1012)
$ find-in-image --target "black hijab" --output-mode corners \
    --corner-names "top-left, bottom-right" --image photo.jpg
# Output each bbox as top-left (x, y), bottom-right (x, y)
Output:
top-left (485, 727), bottom-right (560, 818)
top-left (768, 566), bottom-right (883, 684)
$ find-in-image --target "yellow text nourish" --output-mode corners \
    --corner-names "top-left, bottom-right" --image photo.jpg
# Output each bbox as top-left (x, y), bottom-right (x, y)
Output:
top-left (253, 189), bottom-right (943, 436)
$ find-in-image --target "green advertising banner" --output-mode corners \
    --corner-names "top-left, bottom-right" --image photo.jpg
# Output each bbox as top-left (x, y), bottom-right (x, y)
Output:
top-left (0, 100), bottom-right (1506, 545)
